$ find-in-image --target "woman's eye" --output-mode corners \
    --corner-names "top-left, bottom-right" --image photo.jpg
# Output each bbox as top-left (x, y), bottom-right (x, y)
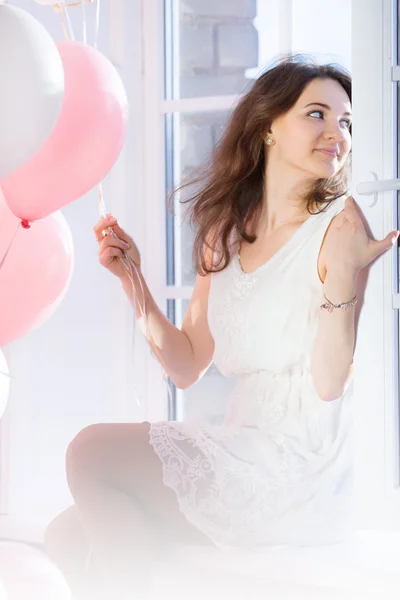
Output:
top-left (307, 110), bottom-right (351, 129)
top-left (307, 110), bottom-right (323, 119)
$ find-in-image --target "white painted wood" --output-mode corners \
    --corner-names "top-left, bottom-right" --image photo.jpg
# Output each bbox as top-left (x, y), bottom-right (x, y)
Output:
top-left (357, 178), bottom-right (400, 194)
top-left (163, 95), bottom-right (241, 113)
top-left (278, 0), bottom-right (293, 55)
top-left (351, 0), bottom-right (400, 528)
top-left (0, 408), bottom-right (9, 515)
top-left (117, 0), bottom-right (149, 423)
top-left (0, 0), bottom-right (151, 523)
top-left (393, 294), bottom-right (400, 310)
top-left (392, 65), bottom-right (400, 80)
top-left (141, 0), bottom-right (171, 421)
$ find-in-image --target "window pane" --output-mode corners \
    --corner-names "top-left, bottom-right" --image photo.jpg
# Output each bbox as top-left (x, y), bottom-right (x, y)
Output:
top-left (172, 299), bottom-right (236, 423)
top-left (165, 111), bottom-right (229, 287)
top-left (291, 0), bottom-right (351, 68)
top-left (166, 0), bottom-right (351, 100)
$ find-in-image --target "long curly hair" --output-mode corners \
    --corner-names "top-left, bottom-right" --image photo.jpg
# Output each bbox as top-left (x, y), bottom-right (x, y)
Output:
top-left (170, 53), bottom-right (352, 276)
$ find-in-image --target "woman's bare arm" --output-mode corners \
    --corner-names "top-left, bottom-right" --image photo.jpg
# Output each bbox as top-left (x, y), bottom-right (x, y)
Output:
top-left (120, 268), bottom-right (214, 390)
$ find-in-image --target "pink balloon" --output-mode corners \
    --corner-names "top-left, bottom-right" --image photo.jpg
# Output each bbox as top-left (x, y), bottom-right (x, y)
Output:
top-left (1, 41), bottom-right (128, 222)
top-left (0, 188), bottom-right (74, 347)
top-left (0, 542), bottom-right (71, 600)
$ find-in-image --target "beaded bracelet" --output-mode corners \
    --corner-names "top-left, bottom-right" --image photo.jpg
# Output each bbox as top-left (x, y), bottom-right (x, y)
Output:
top-left (320, 293), bottom-right (357, 313)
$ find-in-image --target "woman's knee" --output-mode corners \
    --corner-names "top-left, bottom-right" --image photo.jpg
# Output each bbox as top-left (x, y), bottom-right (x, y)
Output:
top-left (45, 506), bottom-right (86, 559)
top-left (66, 423), bottom-right (108, 490)
top-left (66, 421), bottom-right (152, 495)
top-left (44, 506), bottom-right (91, 583)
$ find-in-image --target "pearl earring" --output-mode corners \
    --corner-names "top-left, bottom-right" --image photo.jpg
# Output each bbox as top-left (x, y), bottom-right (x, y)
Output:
top-left (266, 136), bottom-right (275, 146)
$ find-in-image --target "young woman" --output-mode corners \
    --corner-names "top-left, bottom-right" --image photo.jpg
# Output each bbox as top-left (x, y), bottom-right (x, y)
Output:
top-left (44, 55), bottom-right (399, 599)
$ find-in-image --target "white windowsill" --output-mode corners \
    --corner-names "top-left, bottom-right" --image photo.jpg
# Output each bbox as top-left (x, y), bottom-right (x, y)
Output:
top-left (1, 516), bottom-right (399, 598)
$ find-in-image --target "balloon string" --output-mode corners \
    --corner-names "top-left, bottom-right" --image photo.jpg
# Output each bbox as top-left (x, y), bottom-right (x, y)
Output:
top-left (54, 5), bottom-right (69, 40)
top-left (98, 186), bottom-right (170, 421)
top-left (55, 1), bottom-right (93, 7)
top-left (63, 5), bottom-right (75, 41)
top-left (94, 0), bottom-right (100, 49)
top-left (82, 187), bottom-right (171, 581)
top-left (54, 5), bottom-right (72, 40)
top-left (0, 370), bottom-right (13, 381)
top-left (54, 0), bottom-right (170, 422)
top-left (81, 0), bottom-right (87, 44)
top-left (0, 221), bottom-right (21, 273)
top-left (55, 2), bottom-right (97, 50)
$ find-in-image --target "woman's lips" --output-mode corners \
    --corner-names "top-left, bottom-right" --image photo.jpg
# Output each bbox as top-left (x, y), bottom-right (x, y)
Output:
top-left (315, 149), bottom-right (337, 157)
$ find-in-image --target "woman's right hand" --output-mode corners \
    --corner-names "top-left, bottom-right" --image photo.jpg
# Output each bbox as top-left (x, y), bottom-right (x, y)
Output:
top-left (94, 214), bottom-right (142, 280)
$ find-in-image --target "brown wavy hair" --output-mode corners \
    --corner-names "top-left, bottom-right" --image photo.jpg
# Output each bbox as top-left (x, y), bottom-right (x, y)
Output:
top-left (169, 53), bottom-right (352, 276)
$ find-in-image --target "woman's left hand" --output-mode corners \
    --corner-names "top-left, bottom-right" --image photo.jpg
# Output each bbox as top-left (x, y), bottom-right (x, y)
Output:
top-left (323, 195), bottom-right (399, 277)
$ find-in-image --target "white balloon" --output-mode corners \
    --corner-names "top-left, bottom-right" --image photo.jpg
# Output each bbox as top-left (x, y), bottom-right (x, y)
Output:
top-left (0, 542), bottom-right (71, 600)
top-left (0, 5), bottom-right (64, 179)
top-left (0, 351), bottom-right (10, 421)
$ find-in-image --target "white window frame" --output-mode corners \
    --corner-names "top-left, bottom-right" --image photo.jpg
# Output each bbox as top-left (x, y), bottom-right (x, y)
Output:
top-left (0, 0), bottom-right (148, 529)
top-left (1, 0), bottom-right (396, 533)
top-left (142, 0), bottom-right (400, 530)
top-left (141, 0), bottom-right (295, 421)
top-left (351, 0), bottom-right (400, 529)
top-left (0, 409), bottom-right (9, 516)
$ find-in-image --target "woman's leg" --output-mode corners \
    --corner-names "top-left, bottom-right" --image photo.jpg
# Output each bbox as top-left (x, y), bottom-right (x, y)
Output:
top-left (62, 421), bottom-right (213, 599)
top-left (45, 505), bottom-right (96, 599)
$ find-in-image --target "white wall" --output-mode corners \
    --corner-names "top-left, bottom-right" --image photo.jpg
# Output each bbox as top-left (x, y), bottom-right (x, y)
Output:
top-left (0, 0), bottom-right (151, 526)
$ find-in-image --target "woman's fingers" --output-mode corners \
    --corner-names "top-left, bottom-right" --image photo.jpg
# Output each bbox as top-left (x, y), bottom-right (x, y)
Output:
top-left (98, 246), bottom-right (125, 266)
top-left (93, 215), bottom-right (116, 241)
top-left (109, 222), bottom-right (133, 245)
top-left (93, 216), bottom-right (132, 246)
top-left (94, 214), bottom-right (140, 275)
top-left (97, 235), bottom-right (130, 255)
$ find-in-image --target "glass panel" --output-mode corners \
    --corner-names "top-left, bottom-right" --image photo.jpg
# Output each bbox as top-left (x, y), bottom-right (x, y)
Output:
top-left (166, 299), bottom-right (177, 420)
top-left (291, 0), bottom-right (351, 69)
top-left (172, 0), bottom-right (261, 99)
top-left (165, 110), bottom-right (229, 287)
top-left (172, 299), bottom-right (237, 422)
top-left (164, 0), bottom-right (352, 419)
top-left (166, 0), bottom-right (351, 100)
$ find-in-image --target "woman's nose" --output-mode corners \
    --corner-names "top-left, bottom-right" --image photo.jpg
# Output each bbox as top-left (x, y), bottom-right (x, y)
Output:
top-left (324, 121), bottom-right (347, 141)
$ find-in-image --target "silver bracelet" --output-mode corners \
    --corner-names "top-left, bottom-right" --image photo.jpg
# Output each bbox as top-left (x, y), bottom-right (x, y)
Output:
top-left (320, 293), bottom-right (357, 313)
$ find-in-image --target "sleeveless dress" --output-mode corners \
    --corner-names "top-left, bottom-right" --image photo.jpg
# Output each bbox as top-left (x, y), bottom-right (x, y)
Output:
top-left (149, 194), bottom-right (356, 550)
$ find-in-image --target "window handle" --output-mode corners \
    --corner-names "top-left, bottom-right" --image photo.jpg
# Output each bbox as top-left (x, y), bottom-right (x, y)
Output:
top-left (356, 172), bottom-right (400, 207)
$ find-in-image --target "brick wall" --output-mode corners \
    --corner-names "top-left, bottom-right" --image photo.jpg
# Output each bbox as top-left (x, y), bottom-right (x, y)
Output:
top-left (181, 0), bottom-right (258, 97)
top-left (178, 1), bottom-right (259, 286)
top-left (172, 2), bottom-right (260, 404)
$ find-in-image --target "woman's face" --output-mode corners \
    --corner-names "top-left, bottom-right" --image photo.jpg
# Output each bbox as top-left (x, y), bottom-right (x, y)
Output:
top-left (268, 77), bottom-right (352, 179)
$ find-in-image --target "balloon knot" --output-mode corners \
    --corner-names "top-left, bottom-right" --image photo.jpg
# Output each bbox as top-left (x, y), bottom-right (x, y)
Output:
top-left (21, 220), bottom-right (31, 229)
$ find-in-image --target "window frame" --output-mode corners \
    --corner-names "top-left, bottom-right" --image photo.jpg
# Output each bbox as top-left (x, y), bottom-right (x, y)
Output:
top-left (142, 0), bottom-right (295, 420)
top-left (351, 0), bottom-right (400, 528)
top-left (143, 0), bottom-right (400, 529)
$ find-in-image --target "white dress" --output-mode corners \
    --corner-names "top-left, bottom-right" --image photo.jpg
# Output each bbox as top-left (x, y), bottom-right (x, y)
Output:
top-left (149, 194), bottom-right (356, 550)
